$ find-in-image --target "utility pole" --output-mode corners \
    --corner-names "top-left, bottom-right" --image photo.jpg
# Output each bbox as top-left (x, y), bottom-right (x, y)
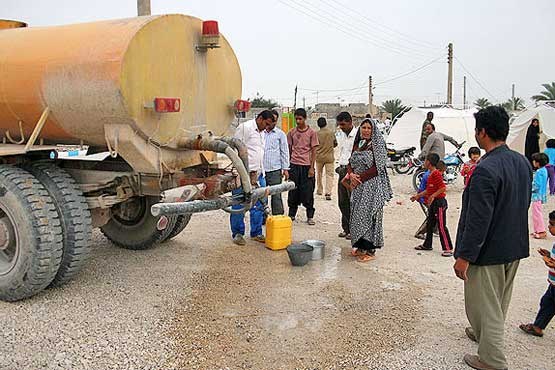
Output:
top-left (447, 43), bottom-right (453, 105)
top-left (316, 91), bottom-right (319, 105)
top-left (368, 75), bottom-right (373, 116)
top-left (137, 0), bottom-right (151, 16)
top-left (293, 85), bottom-right (298, 110)
top-left (512, 83), bottom-right (515, 100)
top-left (302, 96), bottom-right (306, 109)
top-left (463, 75), bottom-right (467, 109)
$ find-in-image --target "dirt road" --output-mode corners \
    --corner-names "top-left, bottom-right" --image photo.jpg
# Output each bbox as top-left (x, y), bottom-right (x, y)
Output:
top-left (0, 174), bottom-right (553, 369)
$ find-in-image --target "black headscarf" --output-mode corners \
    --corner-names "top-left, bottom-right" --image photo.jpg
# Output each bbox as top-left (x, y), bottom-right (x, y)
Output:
top-left (525, 121), bottom-right (540, 163)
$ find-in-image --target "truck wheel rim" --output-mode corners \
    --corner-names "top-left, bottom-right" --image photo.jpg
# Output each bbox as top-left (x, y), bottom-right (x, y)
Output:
top-left (113, 197), bottom-right (147, 226)
top-left (0, 206), bottom-right (19, 276)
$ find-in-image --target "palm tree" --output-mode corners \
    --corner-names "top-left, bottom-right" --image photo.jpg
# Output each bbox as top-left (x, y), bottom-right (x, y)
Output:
top-left (501, 97), bottom-right (525, 111)
top-left (380, 99), bottom-right (406, 120)
top-left (474, 98), bottom-right (492, 109)
top-left (532, 82), bottom-right (555, 102)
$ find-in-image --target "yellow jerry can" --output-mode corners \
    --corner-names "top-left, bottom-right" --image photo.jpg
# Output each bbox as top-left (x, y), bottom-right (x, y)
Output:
top-left (265, 215), bottom-right (292, 250)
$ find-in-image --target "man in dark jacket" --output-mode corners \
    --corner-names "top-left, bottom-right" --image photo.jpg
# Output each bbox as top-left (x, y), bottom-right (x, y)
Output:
top-left (454, 106), bottom-right (532, 370)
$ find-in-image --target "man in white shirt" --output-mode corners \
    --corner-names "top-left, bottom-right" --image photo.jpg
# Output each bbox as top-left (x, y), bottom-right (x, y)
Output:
top-left (231, 110), bottom-right (275, 245)
top-left (336, 112), bottom-right (358, 239)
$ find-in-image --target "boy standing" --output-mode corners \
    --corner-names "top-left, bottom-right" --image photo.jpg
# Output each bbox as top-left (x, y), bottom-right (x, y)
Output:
top-left (287, 108), bottom-right (319, 225)
top-left (461, 147), bottom-right (481, 187)
top-left (315, 117), bottom-right (337, 201)
top-left (519, 210), bottom-right (555, 337)
top-left (410, 153), bottom-right (454, 257)
top-left (414, 161), bottom-right (445, 239)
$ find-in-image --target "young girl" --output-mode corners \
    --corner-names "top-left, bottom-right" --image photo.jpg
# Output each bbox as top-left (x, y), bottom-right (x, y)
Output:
top-left (461, 146), bottom-right (481, 187)
top-left (544, 139), bottom-right (555, 195)
top-left (531, 153), bottom-right (549, 239)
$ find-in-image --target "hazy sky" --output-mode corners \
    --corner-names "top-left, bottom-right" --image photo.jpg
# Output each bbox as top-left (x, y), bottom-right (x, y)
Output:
top-left (4, 0), bottom-right (554, 108)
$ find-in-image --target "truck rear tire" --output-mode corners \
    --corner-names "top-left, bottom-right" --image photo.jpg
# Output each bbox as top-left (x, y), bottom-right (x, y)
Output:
top-left (23, 162), bottom-right (93, 287)
top-left (101, 196), bottom-right (177, 250)
top-left (163, 214), bottom-right (192, 242)
top-left (0, 166), bottom-right (63, 301)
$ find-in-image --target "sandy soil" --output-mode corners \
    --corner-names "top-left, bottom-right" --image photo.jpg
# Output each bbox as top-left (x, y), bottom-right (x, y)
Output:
top-left (0, 172), bottom-right (554, 370)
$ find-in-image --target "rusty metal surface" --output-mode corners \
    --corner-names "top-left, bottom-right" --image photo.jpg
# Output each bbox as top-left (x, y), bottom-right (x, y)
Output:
top-left (0, 20), bottom-right (26, 30)
top-left (0, 14), bottom-right (241, 152)
top-left (0, 144), bottom-right (57, 156)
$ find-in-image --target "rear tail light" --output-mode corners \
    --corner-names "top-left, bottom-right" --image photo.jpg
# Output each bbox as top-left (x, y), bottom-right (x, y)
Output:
top-left (234, 99), bottom-right (251, 112)
top-left (154, 97), bottom-right (180, 113)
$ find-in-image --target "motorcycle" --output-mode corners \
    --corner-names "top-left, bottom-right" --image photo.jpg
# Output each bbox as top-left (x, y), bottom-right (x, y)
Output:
top-left (387, 145), bottom-right (418, 174)
top-left (412, 142), bottom-right (466, 191)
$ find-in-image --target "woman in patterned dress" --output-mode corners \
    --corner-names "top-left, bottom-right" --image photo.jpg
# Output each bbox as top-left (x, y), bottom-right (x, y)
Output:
top-left (341, 119), bottom-right (392, 262)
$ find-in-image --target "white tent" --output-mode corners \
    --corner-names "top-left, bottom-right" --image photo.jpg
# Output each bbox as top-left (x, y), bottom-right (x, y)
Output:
top-left (386, 107), bottom-right (478, 154)
top-left (506, 102), bottom-right (555, 154)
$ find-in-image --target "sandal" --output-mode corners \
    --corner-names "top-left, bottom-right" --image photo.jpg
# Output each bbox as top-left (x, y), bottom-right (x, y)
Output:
top-left (350, 249), bottom-right (365, 257)
top-left (414, 245), bottom-right (433, 251)
top-left (357, 254), bottom-right (375, 262)
top-left (519, 323), bottom-right (543, 337)
top-left (442, 251), bottom-right (454, 257)
top-left (533, 232), bottom-right (547, 239)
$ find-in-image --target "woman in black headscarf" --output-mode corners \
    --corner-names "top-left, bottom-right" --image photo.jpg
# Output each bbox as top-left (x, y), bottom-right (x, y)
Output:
top-left (525, 118), bottom-right (540, 164)
top-left (341, 119), bottom-right (392, 262)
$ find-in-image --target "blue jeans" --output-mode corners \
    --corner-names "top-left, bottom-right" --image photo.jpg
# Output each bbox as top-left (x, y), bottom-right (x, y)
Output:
top-left (533, 284), bottom-right (555, 330)
top-left (230, 174), bottom-right (266, 237)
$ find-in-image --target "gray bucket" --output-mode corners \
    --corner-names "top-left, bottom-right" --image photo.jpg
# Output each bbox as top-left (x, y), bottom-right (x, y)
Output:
top-left (286, 243), bottom-right (313, 266)
top-left (302, 240), bottom-right (326, 260)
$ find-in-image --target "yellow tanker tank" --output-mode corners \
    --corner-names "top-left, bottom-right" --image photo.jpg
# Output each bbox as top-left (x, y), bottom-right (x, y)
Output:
top-left (0, 15), bottom-right (241, 148)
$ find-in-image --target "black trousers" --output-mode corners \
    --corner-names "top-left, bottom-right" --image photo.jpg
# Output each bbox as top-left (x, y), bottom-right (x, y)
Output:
top-left (533, 284), bottom-right (555, 330)
top-left (288, 164), bottom-right (315, 219)
top-left (265, 170), bottom-right (284, 215)
top-left (415, 203), bottom-right (438, 237)
top-left (337, 166), bottom-right (351, 234)
top-left (423, 198), bottom-right (453, 251)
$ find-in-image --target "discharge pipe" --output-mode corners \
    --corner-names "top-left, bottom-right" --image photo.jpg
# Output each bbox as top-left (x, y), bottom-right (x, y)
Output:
top-left (151, 181), bottom-right (296, 216)
top-left (213, 136), bottom-right (249, 170)
top-left (178, 136), bottom-right (252, 196)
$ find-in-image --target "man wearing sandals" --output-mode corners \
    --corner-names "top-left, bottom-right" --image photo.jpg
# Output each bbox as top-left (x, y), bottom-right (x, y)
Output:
top-left (453, 106), bottom-right (532, 370)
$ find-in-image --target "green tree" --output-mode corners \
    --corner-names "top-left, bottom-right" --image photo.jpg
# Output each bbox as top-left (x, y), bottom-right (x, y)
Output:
top-left (501, 97), bottom-right (525, 111)
top-left (531, 82), bottom-right (555, 102)
top-left (380, 99), bottom-right (407, 119)
top-left (474, 98), bottom-right (492, 109)
top-left (250, 92), bottom-right (279, 108)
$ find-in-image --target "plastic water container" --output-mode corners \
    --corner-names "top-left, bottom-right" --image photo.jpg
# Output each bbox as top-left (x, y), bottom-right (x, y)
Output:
top-left (265, 215), bottom-right (292, 250)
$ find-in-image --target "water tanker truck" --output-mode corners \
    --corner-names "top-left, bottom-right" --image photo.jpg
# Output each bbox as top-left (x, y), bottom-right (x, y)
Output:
top-left (0, 15), bottom-right (293, 301)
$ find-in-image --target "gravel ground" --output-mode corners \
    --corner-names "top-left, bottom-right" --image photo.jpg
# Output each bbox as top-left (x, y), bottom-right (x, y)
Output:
top-left (0, 173), bottom-right (553, 369)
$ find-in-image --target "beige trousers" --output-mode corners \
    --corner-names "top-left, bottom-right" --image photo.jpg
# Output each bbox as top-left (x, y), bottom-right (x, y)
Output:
top-left (316, 161), bottom-right (334, 195)
top-left (464, 260), bottom-right (520, 369)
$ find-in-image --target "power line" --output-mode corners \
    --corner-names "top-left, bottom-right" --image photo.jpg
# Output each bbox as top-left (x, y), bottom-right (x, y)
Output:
top-left (277, 0), bottom-right (431, 59)
top-left (318, 0), bottom-right (442, 52)
top-left (296, 0), bottom-right (433, 58)
top-left (374, 54), bottom-right (445, 86)
top-left (298, 80), bottom-right (368, 92)
top-left (299, 53), bottom-right (445, 97)
top-left (454, 56), bottom-right (497, 102)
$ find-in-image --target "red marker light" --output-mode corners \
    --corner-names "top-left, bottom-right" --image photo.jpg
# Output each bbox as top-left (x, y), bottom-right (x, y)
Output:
top-left (202, 20), bottom-right (219, 36)
top-left (154, 98), bottom-right (181, 113)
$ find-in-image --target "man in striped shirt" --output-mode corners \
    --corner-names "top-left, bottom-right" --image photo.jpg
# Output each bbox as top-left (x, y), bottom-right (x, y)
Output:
top-left (519, 210), bottom-right (555, 338)
top-left (263, 110), bottom-right (290, 215)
